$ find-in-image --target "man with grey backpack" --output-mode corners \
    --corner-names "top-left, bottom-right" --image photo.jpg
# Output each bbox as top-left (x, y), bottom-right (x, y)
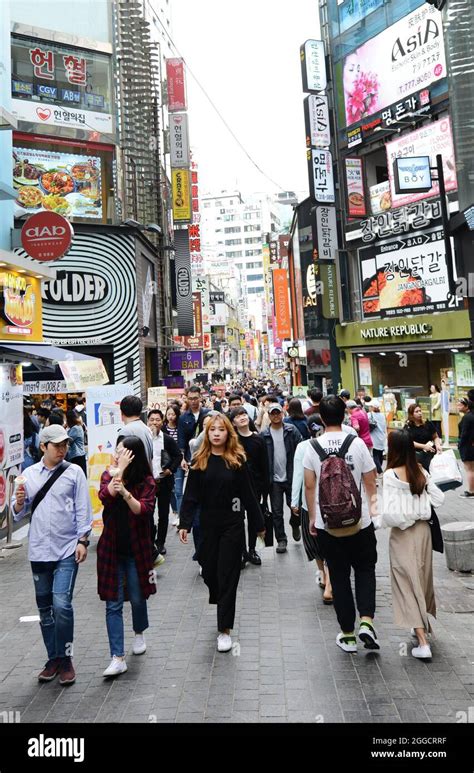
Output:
top-left (304, 396), bottom-right (380, 654)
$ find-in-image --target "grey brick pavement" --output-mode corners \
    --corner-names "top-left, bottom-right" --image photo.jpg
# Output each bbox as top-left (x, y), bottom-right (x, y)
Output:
top-left (0, 487), bottom-right (473, 724)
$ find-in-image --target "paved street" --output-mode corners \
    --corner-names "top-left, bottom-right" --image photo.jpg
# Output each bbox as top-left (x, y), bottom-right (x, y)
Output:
top-left (1, 488), bottom-right (473, 725)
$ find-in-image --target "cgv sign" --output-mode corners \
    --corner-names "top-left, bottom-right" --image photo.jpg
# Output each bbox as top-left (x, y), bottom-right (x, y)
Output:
top-left (21, 211), bottom-right (73, 261)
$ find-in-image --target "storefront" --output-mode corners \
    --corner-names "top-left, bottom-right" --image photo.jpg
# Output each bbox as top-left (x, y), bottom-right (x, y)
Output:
top-left (336, 310), bottom-right (474, 437)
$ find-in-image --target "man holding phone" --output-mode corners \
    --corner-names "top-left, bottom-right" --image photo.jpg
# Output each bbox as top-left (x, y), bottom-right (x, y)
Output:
top-left (11, 425), bottom-right (93, 686)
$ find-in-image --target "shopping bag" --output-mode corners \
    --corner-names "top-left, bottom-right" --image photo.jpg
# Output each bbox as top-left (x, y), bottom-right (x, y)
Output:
top-left (429, 506), bottom-right (444, 553)
top-left (263, 506), bottom-right (274, 547)
top-left (429, 450), bottom-right (463, 492)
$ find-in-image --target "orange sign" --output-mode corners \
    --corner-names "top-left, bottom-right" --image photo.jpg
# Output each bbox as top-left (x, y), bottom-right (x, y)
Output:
top-left (273, 269), bottom-right (291, 339)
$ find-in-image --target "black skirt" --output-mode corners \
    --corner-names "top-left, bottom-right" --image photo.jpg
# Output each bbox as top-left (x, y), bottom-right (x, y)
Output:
top-left (301, 507), bottom-right (324, 562)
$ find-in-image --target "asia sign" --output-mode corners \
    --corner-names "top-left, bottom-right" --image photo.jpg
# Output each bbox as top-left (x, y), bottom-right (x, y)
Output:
top-left (304, 94), bottom-right (330, 149)
top-left (169, 350), bottom-right (203, 371)
top-left (341, 5), bottom-right (446, 128)
top-left (345, 158), bottom-right (366, 218)
top-left (300, 40), bottom-right (327, 93)
top-left (170, 113), bottom-right (190, 168)
top-left (172, 168), bottom-right (191, 223)
top-left (308, 150), bottom-right (335, 204)
top-left (0, 270), bottom-right (42, 341)
top-left (13, 147), bottom-right (102, 220)
top-left (11, 34), bottom-right (113, 134)
top-left (386, 118), bottom-right (457, 208)
top-left (166, 59), bottom-right (187, 112)
top-left (359, 227), bottom-right (459, 319)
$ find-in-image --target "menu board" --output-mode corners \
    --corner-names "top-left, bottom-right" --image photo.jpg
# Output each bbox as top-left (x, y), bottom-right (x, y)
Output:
top-left (13, 146), bottom-right (102, 219)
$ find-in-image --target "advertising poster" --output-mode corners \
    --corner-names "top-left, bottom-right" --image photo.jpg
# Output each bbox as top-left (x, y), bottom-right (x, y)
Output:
top-left (342, 5), bottom-right (446, 128)
top-left (359, 227), bottom-right (458, 318)
top-left (86, 383), bottom-right (133, 532)
top-left (455, 354), bottom-right (474, 388)
top-left (369, 181), bottom-right (392, 215)
top-left (358, 357), bottom-right (373, 386)
top-left (345, 158), bottom-right (366, 217)
top-left (147, 386), bottom-right (168, 410)
top-left (0, 365), bottom-right (24, 471)
top-left (172, 168), bottom-right (192, 223)
top-left (13, 147), bottom-right (102, 219)
top-left (386, 118), bottom-right (457, 208)
top-left (0, 269), bottom-right (43, 341)
top-left (59, 359), bottom-right (109, 391)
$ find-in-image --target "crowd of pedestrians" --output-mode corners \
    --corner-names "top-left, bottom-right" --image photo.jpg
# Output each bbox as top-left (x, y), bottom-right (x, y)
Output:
top-left (10, 378), bottom-right (474, 683)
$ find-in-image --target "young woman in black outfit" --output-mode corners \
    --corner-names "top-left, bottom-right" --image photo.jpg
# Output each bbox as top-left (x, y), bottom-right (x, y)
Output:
top-left (404, 404), bottom-right (442, 471)
top-left (230, 407), bottom-right (270, 566)
top-left (179, 413), bottom-right (265, 652)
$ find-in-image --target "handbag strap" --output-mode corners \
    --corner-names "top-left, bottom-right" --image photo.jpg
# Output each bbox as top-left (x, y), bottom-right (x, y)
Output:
top-left (31, 462), bottom-right (71, 516)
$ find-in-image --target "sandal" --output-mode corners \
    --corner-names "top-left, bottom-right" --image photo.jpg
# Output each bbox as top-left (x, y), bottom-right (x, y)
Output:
top-left (323, 596), bottom-right (334, 605)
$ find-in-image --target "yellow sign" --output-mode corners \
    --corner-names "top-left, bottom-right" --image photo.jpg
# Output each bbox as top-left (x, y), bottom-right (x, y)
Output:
top-left (59, 359), bottom-right (109, 391)
top-left (0, 269), bottom-right (43, 341)
top-left (172, 168), bottom-right (192, 222)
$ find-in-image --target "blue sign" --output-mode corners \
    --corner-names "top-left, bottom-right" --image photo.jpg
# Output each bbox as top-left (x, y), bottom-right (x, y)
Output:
top-left (84, 93), bottom-right (105, 109)
top-left (37, 84), bottom-right (58, 99)
top-left (61, 89), bottom-right (81, 103)
top-left (339, 0), bottom-right (384, 34)
top-left (12, 80), bottom-right (33, 96)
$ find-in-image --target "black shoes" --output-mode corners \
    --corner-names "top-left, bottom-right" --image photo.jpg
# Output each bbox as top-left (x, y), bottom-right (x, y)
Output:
top-left (247, 549), bottom-right (262, 566)
top-left (156, 544), bottom-right (166, 555)
top-left (276, 540), bottom-right (287, 554)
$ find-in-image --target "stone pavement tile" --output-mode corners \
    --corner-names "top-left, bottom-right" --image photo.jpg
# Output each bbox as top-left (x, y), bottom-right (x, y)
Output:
top-left (287, 711), bottom-right (322, 723)
top-left (260, 705), bottom-right (287, 718)
top-left (342, 712), bottom-right (373, 723)
top-left (230, 711), bottom-right (259, 723)
top-left (233, 699), bottom-right (260, 712)
top-left (233, 689), bottom-right (260, 701)
top-left (175, 712), bottom-right (205, 723)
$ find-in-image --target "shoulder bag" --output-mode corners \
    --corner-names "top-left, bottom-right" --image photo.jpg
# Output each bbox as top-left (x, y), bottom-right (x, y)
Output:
top-left (30, 462), bottom-right (71, 517)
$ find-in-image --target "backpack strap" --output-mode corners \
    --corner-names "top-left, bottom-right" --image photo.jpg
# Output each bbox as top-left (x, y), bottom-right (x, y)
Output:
top-left (310, 438), bottom-right (329, 462)
top-left (337, 433), bottom-right (357, 459)
top-left (30, 461), bottom-right (71, 516)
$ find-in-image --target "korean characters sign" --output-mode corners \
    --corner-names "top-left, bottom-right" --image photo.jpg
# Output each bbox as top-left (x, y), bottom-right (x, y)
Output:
top-left (170, 114), bottom-right (190, 168)
top-left (316, 206), bottom-right (338, 260)
top-left (10, 35), bottom-right (113, 134)
top-left (359, 227), bottom-right (459, 319)
top-left (308, 150), bottom-right (335, 204)
top-left (345, 158), bottom-right (366, 217)
top-left (304, 94), bottom-right (331, 149)
top-left (166, 58), bottom-right (187, 112)
top-left (172, 169), bottom-right (192, 223)
top-left (360, 200), bottom-right (441, 243)
top-left (0, 269), bottom-right (43, 341)
top-left (300, 40), bottom-right (327, 93)
top-left (189, 162), bottom-right (204, 274)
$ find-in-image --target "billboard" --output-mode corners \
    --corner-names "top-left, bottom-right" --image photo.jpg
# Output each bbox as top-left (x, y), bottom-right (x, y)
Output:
top-left (386, 118), bottom-right (457, 208)
top-left (342, 5), bottom-right (446, 128)
top-left (170, 113), bottom-right (190, 168)
top-left (13, 147), bottom-right (102, 219)
top-left (345, 157), bottom-right (366, 218)
top-left (172, 168), bottom-right (192, 223)
top-left (0, 269), bottom-right (43, 341)
top-left (359, 227), bottom-right (459, 318)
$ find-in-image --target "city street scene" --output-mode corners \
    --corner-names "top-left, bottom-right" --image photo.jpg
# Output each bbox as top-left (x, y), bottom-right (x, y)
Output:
top-left (0, 0), bottom-right (473, 763)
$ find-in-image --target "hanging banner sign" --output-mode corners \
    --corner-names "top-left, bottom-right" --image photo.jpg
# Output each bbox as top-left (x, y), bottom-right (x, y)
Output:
top-left (308, 149), bottom-right (335, 203)
top-left (174, 228), bottom-right (193, 336)
top-left (273, 269), bottom-right (291, 339)
top-left (166, 58), bottom-right (187, 112)
top-left (300, 40), bottom-right (327, 93)
top-left (316, 206), bottom-right (338, 260)
top-left (304, 94), bottom-right (331, 149)
top-left (172, 168), bottom-right (191, 223)
top-left (170, 113), bottom-right (190, 168)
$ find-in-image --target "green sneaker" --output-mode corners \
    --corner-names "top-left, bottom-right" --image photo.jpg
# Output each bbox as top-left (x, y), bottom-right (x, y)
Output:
top-left (358, 621), bottom-right (380, 650)
top-left (336, 633), bottom-right (357, 653)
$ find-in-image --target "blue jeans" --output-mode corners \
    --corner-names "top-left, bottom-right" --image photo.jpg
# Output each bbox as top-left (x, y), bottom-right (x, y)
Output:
top-left (170, 489), bottom-right (177, 513)
top-left (174, 467), bottom-right (185, 514)
top-left (31, 553), bottom-right (78, 661)
top-left (105, 557), bottom-right (149, 657)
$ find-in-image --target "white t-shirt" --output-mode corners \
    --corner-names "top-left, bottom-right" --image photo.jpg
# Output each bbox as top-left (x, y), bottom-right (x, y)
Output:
top-left (270, 426), bottom-right (287, 482)
top-left (303, 431), bottom-right (376, 530)
top-left (152, 431), bottom-right (164, 479)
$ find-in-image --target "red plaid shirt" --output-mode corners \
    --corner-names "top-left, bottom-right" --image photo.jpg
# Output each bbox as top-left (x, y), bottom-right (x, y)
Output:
top-left (97, 471), bottom-right (156, 601)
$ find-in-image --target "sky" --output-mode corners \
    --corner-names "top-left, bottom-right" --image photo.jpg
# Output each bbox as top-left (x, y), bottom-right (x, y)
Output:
top-left (172, 0), bottom-right (320, 199)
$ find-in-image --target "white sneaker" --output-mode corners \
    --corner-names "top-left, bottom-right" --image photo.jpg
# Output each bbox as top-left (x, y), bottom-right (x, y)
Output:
top-left (103, 656), bottom-right (127, 677)
top-left (336, 632), bottom-right (357, 653)
top-left (217, 633), bottom-right (232, 652)
top-left (132, 633), bottom-right (146, 655)
top-left (171, 513), bottom-right (180, 527)
top-left (199, 565), bottom-right (203, 576)
top-left (411, 644), bottom-right (432, 659)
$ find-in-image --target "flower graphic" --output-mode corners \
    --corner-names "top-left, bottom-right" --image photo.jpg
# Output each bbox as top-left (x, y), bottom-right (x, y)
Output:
top-left (346, 71), bottom-right (379, 125)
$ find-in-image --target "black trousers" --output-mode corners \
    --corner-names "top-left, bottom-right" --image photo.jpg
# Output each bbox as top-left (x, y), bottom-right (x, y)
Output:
top-left (149, 477), bottom-right (173, 548)
top-left (318, 523), bottom-right (377, 634)
top-left (269, 481), bottom-right (292, 542)
top-left (199, 518), bottom-right (245, 631)
top-left (373, 448), bottom-right (384, 474)
top-left (242, 490), bottom-right (263, 554)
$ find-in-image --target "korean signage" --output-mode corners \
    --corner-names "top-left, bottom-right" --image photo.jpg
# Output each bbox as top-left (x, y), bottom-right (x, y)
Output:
top-left (316, 206), bottom-right (338, 261)
top-left (369, 181), bottom-right (392, 216)
top-left (269, 241), bottom-right (279, 266)
top-left (359, 227), bottom-right (459, 319)
top-left (300, 40), bottom-right (327, 93)
top-left (345, 158), bottom-right (366, 217)
top-left (11, 35), bottom-right (113, 134)
top-left (13, 147), bottom-right (102, 220)
top-left (339, 0), bottom-right (384, 34)
top-left (193, 275), bottom-right (210, 331)
top-left (304, 94), bottom-right (330, 149)
top-left (341, 5), bottom-right (446, 129)
top-left (308, 150), bottom-right (335, 204)
top-left (189, 162), bottom-right (204, 273)
top-left (454, 354), bottom-right (474, 387)
top-left (59, 358), bottom-right (109, 390)
top-left (344, 89), bottom-right (431, 147)
top-left (169, 350), bottom-right (203, 371)
top-left (174, 229), bottom-right (193, 336)
top-left (170, 113), bottom-right (190, 168)
top-left (166, 58), bottom-right (187, 112)
top-left (172, 168), bottom-right (192, 223)
top-left (394, 156), bottom-right (432, 194)
top-left (273, 269), bottom-right (291, 339)
top-left (147, 386), bottom-right (168, 411)
top-left (360, 200), bottom-right (441, 243)
top-left (0, 270), bottom-right (43, 340)
top-left (386, 118), bottom-right (457, 208)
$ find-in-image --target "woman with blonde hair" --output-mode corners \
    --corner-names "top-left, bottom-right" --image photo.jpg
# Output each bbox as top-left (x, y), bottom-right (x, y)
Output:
top-left (179, 413), bottom-right (265, 652)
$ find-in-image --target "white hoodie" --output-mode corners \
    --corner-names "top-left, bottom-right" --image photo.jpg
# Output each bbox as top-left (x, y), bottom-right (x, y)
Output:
top-left (382, 468), bottom-right (445, 530)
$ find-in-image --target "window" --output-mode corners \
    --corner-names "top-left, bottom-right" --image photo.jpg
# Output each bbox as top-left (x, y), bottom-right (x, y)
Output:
top-left (247, 286), bottom-right (264, 294)
top-left (203, 201), bottom-right (211, 208)
top-left (224, 214), bottom-right (236, 222)
top-left (245, 250), bottom-right (261, 257)
top-left (244, 237), bottom-right (261, 244)
top-left (227, 251), bottom-right (243, 258)
top-left (245, 261), bottom-right (263, 269)
top-left (243, 224), bottom-right (261, 232)
top-left (247, 273), bottom-right (264, 282)
top-left (225, 239), bottom-right (241, 246)
top-left (215, 200), bottom-right (222, 207)
top-left (224, 226), bottom-right (241, 234)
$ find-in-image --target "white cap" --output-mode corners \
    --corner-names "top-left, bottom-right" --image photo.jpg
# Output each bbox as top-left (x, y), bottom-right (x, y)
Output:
top-left (39, 425), bottom-right (70, 444)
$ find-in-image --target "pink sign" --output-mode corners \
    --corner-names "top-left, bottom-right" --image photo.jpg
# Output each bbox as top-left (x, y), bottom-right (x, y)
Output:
top-left (386, 117), bottom-right (457, 209)
top-left (342, 5), bottom-right (446, 128)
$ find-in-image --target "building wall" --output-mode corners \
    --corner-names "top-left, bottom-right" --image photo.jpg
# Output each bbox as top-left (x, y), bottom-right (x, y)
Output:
top-left (0, 0), bottom-right (13, 251)
top-left (10, 0), bottom-right (112, 43)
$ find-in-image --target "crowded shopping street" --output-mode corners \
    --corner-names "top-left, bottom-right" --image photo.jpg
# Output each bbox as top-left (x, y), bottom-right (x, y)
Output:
top-left (1, 0), bottom-right (474, 761)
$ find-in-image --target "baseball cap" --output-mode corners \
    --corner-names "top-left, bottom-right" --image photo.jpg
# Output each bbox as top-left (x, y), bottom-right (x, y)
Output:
top-left (39, 425), bottom-right (70, 445)
top-left (346, 400), bottom-right (358, 409)
top-left (370, 399), bottom-right (380, 409)
top-left (339, 390), bottom-right (351, 399)
top-left (268, 404), bottom-right (284, 413)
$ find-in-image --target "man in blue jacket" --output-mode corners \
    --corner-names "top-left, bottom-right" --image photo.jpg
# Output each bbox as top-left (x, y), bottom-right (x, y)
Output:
top-left (261, 404), bottom-right (302, 553)
top-left (176, 386), bottom-right (209, 512)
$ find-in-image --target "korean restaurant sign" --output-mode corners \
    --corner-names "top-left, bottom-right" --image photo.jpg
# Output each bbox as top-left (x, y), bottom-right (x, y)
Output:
top-left (345, 158), bottom-right (366, 218)
top-left (315, 206), bottom-right (338, 261)
top-left (341, 5), bottom-right (446, 129)
top-left (170, 113), bottom-right (190, 168)
top-left (300, 40), bottom-right (327, 93)
top-left (308, 150), bottom-right (335, 204)
top-left (360, 200), bottom-right (441, 243)
top-left (166, 59), bottom-right (187, 112)
top-left (0, 269), bottom-right (43, 341)
top-left (10, 35), bottom-right (113, 134)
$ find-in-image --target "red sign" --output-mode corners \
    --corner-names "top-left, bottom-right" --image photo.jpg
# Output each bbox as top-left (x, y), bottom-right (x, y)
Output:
top-left (21, 212), bottom-right (73, 261)
top-left (166, 59), bottom-right (187, 112)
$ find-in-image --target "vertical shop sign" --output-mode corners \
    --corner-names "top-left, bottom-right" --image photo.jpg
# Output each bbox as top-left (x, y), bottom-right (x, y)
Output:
top-left (345, 158), bottom-right (366, 217)
top-left (174, 229), bottom-right (193, 335)
top-left (315, 206), bottom-right (338, 260)
top-left (304, 94), bottom-right (331, 148)
top-left (300, 40), bottom-right (327, 93)
top-left (166, 58), bottom-right (187, 112)
top-left (273, 269), bottom-right (292, 339)
top-left (170, 113), bottom-right (190, 168)
top-left (308, 150), bottom-right (335, 203)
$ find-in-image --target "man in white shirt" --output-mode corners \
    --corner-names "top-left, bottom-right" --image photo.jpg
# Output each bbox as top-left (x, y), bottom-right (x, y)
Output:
top-left (304, 395), bottom-right (380, 654)
top-left (147, 409), bottom-right (182, 559)
top-left (119, 395), bottom-right (153, 467)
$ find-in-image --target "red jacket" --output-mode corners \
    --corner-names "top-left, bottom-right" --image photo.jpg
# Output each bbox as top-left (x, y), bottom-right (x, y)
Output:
top-left (97, 471), bottom-right (156, 601)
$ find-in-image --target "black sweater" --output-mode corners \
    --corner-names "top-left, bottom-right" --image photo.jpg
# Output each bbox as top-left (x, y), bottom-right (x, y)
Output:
top-left (237, 432), bottom-right (270, 500)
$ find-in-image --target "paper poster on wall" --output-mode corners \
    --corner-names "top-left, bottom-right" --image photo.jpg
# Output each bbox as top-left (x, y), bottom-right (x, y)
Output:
top-left (455, 354), bottom-right (474, 388)
top-left (147, 386), bottom-right (168, 410)
top-left (345, 158), bottom-right (366, 217)
top-left (0, 365), bottom-right (23, 471)
top-left (86, 383), bottom-right (134, 533)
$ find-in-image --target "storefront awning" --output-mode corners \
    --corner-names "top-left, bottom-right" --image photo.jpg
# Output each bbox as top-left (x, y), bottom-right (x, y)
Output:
top-left (0, 343), bottom-right (109, 390)
top-left (348, 341), bottom-right (472, 355)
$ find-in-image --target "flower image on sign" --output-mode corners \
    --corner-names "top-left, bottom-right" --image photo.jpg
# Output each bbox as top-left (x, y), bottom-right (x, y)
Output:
top-left (342, 5), bottom-right (446, 128)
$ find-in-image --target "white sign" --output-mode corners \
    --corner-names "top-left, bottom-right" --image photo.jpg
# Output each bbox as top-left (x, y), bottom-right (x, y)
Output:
top-left (305, 94), bottom-right (330, 148)
top-left (193, 275), bottom-right (210, 332)
top-left (170, 113), bottom-right (190, 168)
top-left (302, 40), bottom-right (327, 92)
top-left (11, 98), bottom-right (113, 134)
top-left (394, 156), bottom-right (432, 194)
top-left (86, 383), bottom-right (134, 532)
top-left (23, 380), bottom-right (68, 394)
top-left (209, 302), bottom-right (227, 326)
top-left (309, 150), bottom-right (335, 204)
top-left (369, 181), bottom-right (392, 215)
top-left (316, 206), bottom-right (338, 261)
top-left (0, 365), bottom-right (23, 470)
top-left (147, 386), bottom-right (168, 411)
